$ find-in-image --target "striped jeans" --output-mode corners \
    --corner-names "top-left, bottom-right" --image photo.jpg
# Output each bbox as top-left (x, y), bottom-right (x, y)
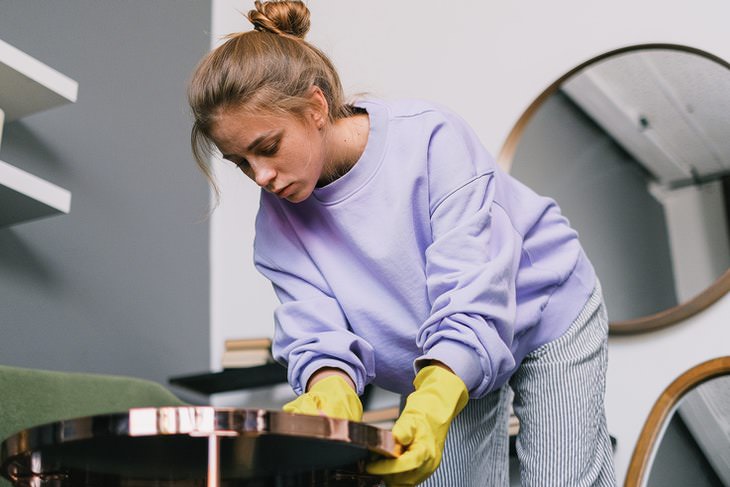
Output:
top-left (419, 285), bottom-right (616, 486)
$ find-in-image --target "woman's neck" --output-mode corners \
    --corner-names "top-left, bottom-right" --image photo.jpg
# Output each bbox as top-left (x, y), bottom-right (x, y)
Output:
top-left (318, 112), bottom-right (370, 187)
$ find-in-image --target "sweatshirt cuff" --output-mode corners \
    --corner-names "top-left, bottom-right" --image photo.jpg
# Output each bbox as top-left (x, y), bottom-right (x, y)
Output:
top-left (414, 339), bottom-right (485, 395)
top-left (298, 359), bottom-right (363, 396)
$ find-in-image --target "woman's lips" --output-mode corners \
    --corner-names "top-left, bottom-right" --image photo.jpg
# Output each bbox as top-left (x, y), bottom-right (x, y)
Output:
top-left (275, 184), bottom-right (293, 198)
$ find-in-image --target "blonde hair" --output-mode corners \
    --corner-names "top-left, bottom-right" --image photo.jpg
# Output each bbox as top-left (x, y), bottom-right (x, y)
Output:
top-left (188, 0), bottom-right (353, 195)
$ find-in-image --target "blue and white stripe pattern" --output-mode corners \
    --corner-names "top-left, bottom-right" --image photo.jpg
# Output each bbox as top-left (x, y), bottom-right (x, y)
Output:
top-left (419, 284), bottom-right (616, 486)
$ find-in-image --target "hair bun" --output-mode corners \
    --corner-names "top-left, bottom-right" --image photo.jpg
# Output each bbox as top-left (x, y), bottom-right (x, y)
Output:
top-left (248, 0), bottom-right (311, 38)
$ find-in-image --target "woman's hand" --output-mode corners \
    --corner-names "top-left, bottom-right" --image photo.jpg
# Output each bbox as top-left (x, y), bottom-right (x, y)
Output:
top-left (282, 369), bottom-right (363, 422)
top-left (366, 364), bottom-right (468, 486)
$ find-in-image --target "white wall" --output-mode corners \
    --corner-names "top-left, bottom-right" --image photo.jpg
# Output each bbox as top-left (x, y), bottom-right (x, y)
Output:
top-left (209, 1), bottom-right (281, 367)
top-left (209, 1), bottom-right (730, 483)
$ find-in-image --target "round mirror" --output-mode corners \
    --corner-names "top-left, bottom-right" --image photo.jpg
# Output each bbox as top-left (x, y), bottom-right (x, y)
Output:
top-left (499, 45), bottom-right (730, 333)
top-left (625, 356), bottom-right (730, 487)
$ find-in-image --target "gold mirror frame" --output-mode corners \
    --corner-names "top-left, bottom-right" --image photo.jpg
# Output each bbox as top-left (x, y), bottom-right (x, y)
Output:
top-left (497, 43), bottom-right (730, 335)
top-left (623, 356), bottom-right (730, 486)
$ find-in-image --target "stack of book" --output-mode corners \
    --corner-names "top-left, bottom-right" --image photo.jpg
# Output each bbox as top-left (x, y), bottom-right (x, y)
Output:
top-left (221, 337), bottom-right (275, 369)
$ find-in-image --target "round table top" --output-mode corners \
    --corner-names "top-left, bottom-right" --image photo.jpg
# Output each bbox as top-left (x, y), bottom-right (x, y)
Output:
top-left (1, 407), bottom-right (398, 486)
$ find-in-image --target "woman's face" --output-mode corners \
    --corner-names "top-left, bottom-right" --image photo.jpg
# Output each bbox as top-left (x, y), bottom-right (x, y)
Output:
top-left (210, 105), bottom-right (327, 203)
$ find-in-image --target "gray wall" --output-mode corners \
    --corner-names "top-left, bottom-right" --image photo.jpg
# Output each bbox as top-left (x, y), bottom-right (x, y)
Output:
top-left (0, 1), bottom-right (211, 388)
top-left (511, 91), bottom-right (677, 322)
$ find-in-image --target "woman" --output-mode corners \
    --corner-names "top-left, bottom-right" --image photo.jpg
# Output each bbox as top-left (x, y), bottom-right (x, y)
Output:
top-left (188, 1), bottom-right (616, 485)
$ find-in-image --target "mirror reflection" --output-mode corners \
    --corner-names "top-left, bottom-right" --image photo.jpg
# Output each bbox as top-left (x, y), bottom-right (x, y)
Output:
top-left (646, 374), bottom-right (730, 486)
top-left (508, 48), bottom-right (730, 325)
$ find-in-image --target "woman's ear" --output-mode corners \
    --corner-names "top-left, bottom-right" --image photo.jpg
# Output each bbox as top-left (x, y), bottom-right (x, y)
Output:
top-left (307, 85), bottom-right (329, 129)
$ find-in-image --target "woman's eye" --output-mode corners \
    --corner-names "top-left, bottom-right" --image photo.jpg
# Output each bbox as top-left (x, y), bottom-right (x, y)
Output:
top-left (235, 158), bottom-right (251, 172)
top-left (259, 140), bottom-right (279, 157)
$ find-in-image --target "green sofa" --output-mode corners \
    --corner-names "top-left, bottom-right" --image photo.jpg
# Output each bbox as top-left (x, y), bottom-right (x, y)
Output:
top-left (0, 365), bottom-right (185, 486)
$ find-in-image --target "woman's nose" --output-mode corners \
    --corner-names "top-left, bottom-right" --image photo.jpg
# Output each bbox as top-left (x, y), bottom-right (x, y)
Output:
top-left (252, 164), bottom-right (276, 188)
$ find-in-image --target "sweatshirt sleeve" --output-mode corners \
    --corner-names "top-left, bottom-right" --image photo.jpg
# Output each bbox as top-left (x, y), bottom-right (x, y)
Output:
top-left (415, 115), bottom-right (522, 398)
top-left (254, 202), bottom-right (376, 396)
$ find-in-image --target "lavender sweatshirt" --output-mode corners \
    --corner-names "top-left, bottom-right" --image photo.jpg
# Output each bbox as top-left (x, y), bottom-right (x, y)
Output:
top-left (253, 98), bottom-right (596, 398)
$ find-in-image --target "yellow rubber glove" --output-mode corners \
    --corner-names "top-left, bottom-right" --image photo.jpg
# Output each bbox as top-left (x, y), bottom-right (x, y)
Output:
top-left (282, 374), bottom-right (363, 422)
top-left (366, 365), bottom-right (469, 486)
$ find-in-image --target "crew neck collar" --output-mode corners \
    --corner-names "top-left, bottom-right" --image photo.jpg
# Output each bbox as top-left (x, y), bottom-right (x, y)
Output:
top-left (312, 99), bottom-right (388, 205)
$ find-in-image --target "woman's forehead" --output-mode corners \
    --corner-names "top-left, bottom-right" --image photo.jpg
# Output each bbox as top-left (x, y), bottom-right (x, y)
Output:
top-left (210, 109), bottom-right (292, 150)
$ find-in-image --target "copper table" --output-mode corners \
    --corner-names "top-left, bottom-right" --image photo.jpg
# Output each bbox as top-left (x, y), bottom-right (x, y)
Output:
top-left (1, 407), bottom-right (399, 486)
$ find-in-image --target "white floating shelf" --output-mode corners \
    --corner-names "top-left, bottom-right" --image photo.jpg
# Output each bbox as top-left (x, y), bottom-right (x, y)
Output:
top-left (0, 38), bottom-right (78, 122)
top-left (0, 159), bottom-right (71, 227)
